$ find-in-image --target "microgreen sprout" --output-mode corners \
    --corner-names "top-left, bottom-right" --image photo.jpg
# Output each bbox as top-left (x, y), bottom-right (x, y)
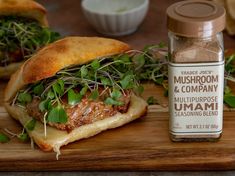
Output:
top-left (0, 132), bottom-right (10, 143)
top-left (12, 43), bottom-right (170, 125)
top-left (0, 16), bottom-right (60, 66)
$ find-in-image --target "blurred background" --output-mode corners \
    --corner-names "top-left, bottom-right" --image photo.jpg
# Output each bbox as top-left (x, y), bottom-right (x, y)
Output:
top-left (37, 0), bottom-right (235, 50)
top-left (1, 0), bottom-right (235, 175)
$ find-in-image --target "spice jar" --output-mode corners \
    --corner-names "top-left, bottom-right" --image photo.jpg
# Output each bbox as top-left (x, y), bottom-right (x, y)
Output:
top-left (166, 0), bottom-right (226, 141)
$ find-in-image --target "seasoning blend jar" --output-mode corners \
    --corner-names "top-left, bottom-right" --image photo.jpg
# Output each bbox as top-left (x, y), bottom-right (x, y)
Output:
top-left (167, 0), bottom-right (226, 141)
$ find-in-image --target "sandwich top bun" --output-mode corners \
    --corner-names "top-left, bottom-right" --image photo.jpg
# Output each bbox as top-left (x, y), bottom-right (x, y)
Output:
top-left (4, 37), bottom-right (147, 154)
top-left (5, 37), bottom-right (130, 103)
top-left (0, 0), bottom-right (48, 26)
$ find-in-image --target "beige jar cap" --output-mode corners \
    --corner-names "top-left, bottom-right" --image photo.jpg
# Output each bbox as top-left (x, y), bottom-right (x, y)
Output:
top-left (167, 0), bottom-right (226, 38)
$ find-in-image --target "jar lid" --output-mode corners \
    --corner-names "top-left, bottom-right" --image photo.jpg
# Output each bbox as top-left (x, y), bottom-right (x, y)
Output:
top-left (166, 0), bottom-right (226, 37)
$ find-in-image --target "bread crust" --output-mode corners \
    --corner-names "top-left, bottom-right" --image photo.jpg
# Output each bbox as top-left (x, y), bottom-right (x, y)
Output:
top-left (0, 0), bottom-right (48, 26)
top-left (4, 37), bottom-right (130, 102)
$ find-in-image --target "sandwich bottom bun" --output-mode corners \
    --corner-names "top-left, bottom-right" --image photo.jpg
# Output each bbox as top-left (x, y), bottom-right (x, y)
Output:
top-left (0, 62), bottom-right (23, 79)
top-left (5, 94), bottom-right (147, 155)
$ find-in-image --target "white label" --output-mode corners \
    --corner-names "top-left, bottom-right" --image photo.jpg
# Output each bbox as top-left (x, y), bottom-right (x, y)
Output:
top-left (168, 62), bottom-right (224, 136)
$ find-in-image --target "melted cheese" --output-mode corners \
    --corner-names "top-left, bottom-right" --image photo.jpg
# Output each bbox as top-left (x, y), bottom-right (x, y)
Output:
top-left (5, 94), bottom-right (147, 153)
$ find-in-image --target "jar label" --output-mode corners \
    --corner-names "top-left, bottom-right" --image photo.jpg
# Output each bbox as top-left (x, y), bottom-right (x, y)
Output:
top-left (168, 62), bottom-right (224, 135)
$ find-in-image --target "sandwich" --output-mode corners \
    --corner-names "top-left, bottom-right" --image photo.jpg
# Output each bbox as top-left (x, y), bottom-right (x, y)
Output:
top-left (4, 37), bottom-right (148, 155)
top-left (0, 0), bottom-right (60, 78)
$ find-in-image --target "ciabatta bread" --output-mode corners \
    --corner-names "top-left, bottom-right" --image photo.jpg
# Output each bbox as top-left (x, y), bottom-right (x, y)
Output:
top-left (0, 0), bottom-right (48, 26)
top-left (4, 37), bottom-right (147, 153)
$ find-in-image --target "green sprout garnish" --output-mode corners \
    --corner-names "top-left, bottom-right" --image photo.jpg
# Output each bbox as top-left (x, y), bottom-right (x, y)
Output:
top-left (13, 43), bottom-right (168, 124)
top-left (0, 16), bottom-right (60, 66)
top-left (0, 133), bottom-right (10, 143)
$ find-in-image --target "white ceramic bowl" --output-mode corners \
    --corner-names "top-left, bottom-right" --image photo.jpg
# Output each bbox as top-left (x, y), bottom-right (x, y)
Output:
top-left (81, 0), bottom-right (149, 36)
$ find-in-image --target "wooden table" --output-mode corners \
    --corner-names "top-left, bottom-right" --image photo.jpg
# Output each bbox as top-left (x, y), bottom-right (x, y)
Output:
top-left (1, 0), bottom-right (235, 172)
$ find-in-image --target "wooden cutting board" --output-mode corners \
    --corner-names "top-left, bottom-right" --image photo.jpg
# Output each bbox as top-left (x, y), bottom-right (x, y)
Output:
top-left (0, 81), bottom-right (235, 171)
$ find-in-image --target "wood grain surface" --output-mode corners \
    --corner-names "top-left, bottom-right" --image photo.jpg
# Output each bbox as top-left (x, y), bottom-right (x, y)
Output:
top-left (0, 81), bottom-right (235, 171)
top-left (0, 0), bottom-right (235, 172)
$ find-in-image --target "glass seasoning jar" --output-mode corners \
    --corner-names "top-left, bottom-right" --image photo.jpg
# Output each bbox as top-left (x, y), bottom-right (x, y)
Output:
top-left (166, 0), bottom-right (226, 141)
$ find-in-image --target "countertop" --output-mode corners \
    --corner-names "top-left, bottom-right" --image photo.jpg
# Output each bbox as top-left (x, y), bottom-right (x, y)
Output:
top-left (2, 0), bottom-right (235, 174)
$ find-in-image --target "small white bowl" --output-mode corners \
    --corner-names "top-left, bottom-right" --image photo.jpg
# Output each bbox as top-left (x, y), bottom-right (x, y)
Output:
top-left (81, 0), bottom-right (149, 36)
